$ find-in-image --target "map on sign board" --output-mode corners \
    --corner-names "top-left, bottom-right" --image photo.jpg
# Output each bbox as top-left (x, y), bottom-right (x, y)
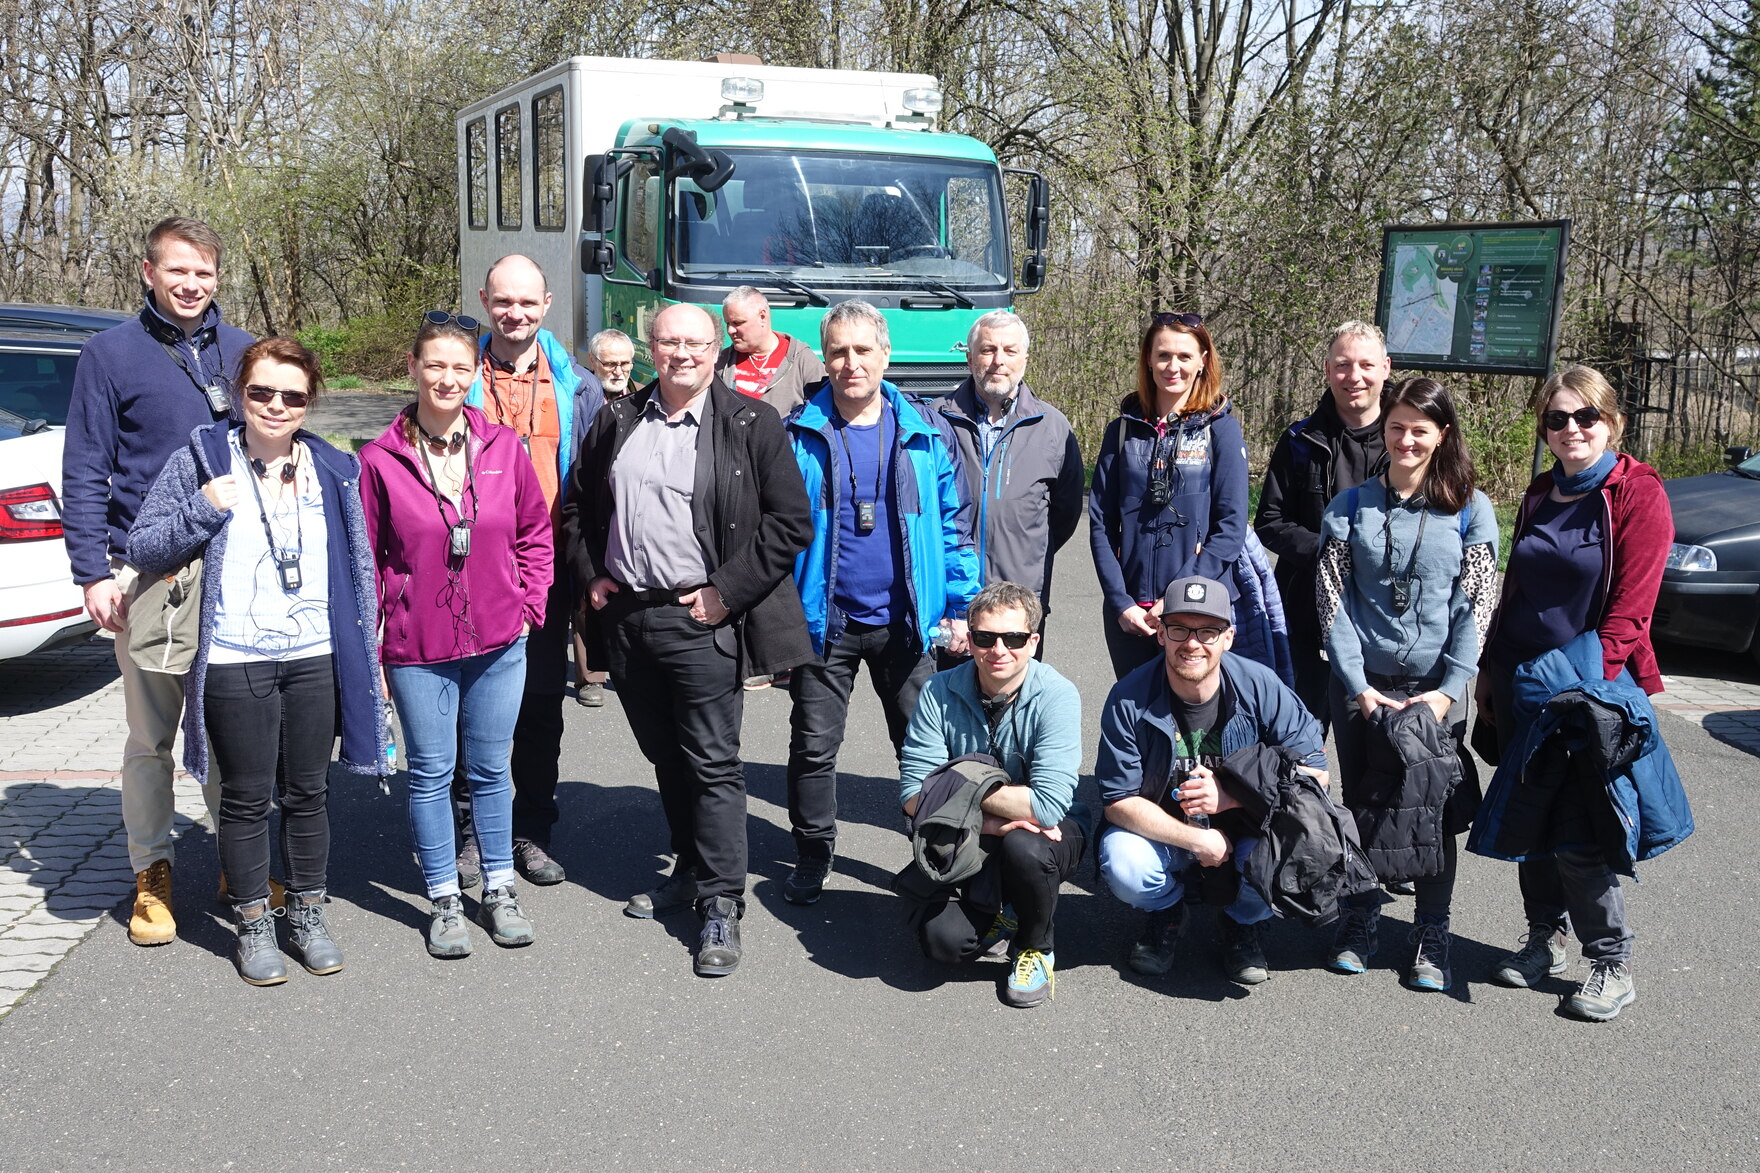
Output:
top-left (1374, 221), bottom-right (1569, 377)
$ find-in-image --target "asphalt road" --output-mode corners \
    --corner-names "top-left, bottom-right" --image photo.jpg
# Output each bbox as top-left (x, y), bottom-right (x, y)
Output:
top-left (306, 388), bottom-right (410, 444)
top-left (0, 537), bottom-right (1754, 1171)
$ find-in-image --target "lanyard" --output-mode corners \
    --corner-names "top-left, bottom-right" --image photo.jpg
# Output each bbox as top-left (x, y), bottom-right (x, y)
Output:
top-left (1383, 479), bottom-right (1430, 599)
top-left (159, 336), bottom-right (229, 416)
top-left (418, 426), bottom-right (478, 531)
top-left (238, 432), bottom-right (304, 590)
top-left (485, 354), bottom-right (543, 441)
top-left (835, 407), bottom-right (885, 503)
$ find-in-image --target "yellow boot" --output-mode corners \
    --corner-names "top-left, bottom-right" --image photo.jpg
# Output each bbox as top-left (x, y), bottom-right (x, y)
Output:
top-left (217, 872), bottom-right (286, 910)
top-left (129, 859), bottom-right (176, 946)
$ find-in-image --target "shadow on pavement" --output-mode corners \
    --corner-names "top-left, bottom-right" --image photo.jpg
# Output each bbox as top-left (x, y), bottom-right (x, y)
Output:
top-left (1703, 711), bottom-right (1760, 759)
top-left (0, 640), bottom-right (118, 718)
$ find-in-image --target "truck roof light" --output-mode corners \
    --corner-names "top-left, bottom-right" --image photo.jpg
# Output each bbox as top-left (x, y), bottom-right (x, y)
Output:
top-left (721, 77), bottom-right (764, 104)
top-left (902, 88), bottom-right (943, 114)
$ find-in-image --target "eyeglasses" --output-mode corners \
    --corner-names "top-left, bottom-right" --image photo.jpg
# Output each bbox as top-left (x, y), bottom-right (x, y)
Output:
top-left (1543, 406), bottom-right (1603, 431)
top-left (1162, 622), bottom-right (1227, 645)
top-left (652, 338), bottom-right (715, 355)
top-left (244, 385), bottom-right (311, 409)
top-left (423, 310), bottom-right (482, 333)
top-left (597, 360), bottom-right (634, 371)
top-left (1151, 311), bottom-right (1204, 329)
top-left (970, 629), bottom-right (1033, 650)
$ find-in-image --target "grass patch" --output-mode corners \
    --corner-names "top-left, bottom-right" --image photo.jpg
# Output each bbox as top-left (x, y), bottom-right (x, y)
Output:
top-left (318, 433), bottom-right (368, 454)
top-left (329, 375), bottom-right (365, 391)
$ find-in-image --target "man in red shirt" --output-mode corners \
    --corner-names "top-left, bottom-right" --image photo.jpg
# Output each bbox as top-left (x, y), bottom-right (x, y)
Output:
top-left (714, 286), bottom-right (824, 416)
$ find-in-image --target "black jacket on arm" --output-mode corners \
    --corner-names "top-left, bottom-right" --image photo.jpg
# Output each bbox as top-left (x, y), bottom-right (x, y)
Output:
top-left (561, 376), bottom-right (815, 678)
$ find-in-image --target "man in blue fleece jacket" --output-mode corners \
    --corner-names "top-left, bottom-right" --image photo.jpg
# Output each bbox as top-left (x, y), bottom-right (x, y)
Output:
top-left (61, 216), bottom-right (254, 946)
top-left (899, 582), bottom-right (1088, 1008)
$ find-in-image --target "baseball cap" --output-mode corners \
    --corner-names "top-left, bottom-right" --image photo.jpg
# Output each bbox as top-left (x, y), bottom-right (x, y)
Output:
top-left (1159, 576), bottom-right (1233, 625)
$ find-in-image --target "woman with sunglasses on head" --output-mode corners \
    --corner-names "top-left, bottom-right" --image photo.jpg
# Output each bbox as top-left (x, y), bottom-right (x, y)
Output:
top-left (1090, 312), bottom-right (1250, 679)
top-left (1315, 378), bottom-right (1498, 993)
top-left (1471, 366), bottom-right (1679, 1021)
top-left (358, 312), bottom-right (553, 958)
top-left (127, 337), bottom-right (390, 985)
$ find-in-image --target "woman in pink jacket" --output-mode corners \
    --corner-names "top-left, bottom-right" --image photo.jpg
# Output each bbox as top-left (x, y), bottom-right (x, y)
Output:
top-left (358, 313), bottom-right (553, 959)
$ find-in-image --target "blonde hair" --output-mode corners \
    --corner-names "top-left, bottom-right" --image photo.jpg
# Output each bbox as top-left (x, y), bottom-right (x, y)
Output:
top-left (1326, 320), bottom-right (1386, 354)
top-left (1535, 365), bottom-right (1625, 449)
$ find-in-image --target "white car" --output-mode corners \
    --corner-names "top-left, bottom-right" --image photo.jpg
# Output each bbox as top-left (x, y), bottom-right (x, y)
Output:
top-left (0, 311), bottom-right (130, 661)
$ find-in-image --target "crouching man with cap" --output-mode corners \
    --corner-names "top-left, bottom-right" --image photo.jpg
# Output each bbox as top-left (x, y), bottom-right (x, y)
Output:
top-left (1096, 575), bottom-right (1327, 985)
top-left (898, 582), bottom-right (1089, 1008)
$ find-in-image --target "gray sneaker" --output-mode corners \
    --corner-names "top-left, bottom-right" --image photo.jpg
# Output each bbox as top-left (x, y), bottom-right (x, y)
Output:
top-left (1566, 960), bottom-right (1636, 1021)
top-left (427, 894), bottom-right (471, 959)
top-left (1326, 904), bottom-right (1380, 975)
top-left (234, 902), bottom-right (287, 986)
top-left (1222, 917), bottom-right (1270, 985)
top-left (286, 889), bottom-right (344, 975)
top-left (1406, 916), bottom-right (1452, 992)
top-left (478, 884), bottom-right (535, 947)
top-left (1491, 925), bottom-right (1569, 988)
top-left (783, 854), bottom-right (833, 905)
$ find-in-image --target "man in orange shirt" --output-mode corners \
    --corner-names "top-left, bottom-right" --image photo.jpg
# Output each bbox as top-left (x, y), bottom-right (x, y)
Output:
top-left (454, 253), bottom-right (604, 885)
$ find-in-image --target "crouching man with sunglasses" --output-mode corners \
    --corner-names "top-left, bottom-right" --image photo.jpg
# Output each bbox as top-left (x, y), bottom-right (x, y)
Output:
top-left (898, 582), bottom-right (1088, 1008)
top-left (1097, 575), bottom-right (1327, 986)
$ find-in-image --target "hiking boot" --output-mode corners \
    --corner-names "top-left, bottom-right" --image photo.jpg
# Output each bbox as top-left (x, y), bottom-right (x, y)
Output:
top-left (455, 841), bottom-right (482, 890)
top-left (1222, 917), bottom-right (1270, 985)
top-left (286, 889), bottom-right (344, 975)
top-left (783, 854), bottom-right (833, 905)
top-left (576, 681), bottom-right (605, 708)
top-left (1566, 960), bottom-right (1636, 1021)
top-left (129, 859), bottom-right (176, 946)
top-left (1491, 925), bottom-right (1569, 988)
top-left (978, 905), bottom-right (1019, 957)
top-left (513, 839), bottom-right (566, 885)
top-left (1326, 903), bottom-right (1380, 975)
top-left (695, 896), bottom-right (743, 976)
top-left (1406, 915), bottom-right (1453, 992)
top-left (478, 884), bottom-right (535, 947)
top-left (1004, 948), bottom-right (1055, 1008)
top-left (217, 872), bottom-right (286, 910)
top-left (624, 871), bottom-right (698, 919)
top-left (427, 894), bottom-right (471, 959)
top-left (233, 901), bottom-right (287, 986)
top-left (1128, 904), bottom-right (1186, 976)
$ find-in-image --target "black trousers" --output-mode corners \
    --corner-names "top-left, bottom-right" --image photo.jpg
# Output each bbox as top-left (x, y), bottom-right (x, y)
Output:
top-left (1286, 628), bottom-right (1333, 736)
top-left (919, 816), bottom-right (1089, 960)
top-left (453, 576), bottom-right (570, 846)
top-left (605, 595), bottom-right (748, 910)
top-left (786, 619), bottom-right (934, 861)
top-left (1101, 611), bottom-right (1161, 680)
top-left (204, 655), bottom-right (336, 904)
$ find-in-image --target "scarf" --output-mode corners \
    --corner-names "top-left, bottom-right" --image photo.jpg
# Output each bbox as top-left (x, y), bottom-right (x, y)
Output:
top-left (1552, 450), bottom-right (1617, 495)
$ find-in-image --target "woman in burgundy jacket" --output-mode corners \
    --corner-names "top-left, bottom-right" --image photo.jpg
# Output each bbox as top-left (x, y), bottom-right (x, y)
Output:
top-left (1474, 365), bottom-right (1673, 1021)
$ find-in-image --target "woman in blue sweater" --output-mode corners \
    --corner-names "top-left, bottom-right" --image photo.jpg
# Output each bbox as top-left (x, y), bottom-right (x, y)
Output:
top-left (1316, 377), bottom-right (1498, 992)
top-left (1089, 313), bottom-right (1249, 679)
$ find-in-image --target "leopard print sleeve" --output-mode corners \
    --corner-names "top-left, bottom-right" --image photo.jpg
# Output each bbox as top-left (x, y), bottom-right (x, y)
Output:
top-left (1461, 541), bottom-right (1498, 652)
top-left (1316, 533), bottom-right (1352, 646)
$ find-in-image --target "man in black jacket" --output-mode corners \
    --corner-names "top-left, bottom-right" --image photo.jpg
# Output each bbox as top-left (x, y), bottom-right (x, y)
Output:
top-left (562, 303), bottom-right (813, 977)
top-left (1253, 320), bottom-right (1391, 730)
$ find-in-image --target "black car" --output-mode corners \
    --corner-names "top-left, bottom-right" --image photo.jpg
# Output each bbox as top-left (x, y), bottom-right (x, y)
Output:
top-left (0, 305), bottom-right (129, 426)
top-left (1655, 447), bottom-right (1760, 663)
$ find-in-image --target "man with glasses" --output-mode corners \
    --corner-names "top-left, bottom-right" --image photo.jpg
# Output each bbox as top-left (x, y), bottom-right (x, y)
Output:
top-left (782, 299), bottom-right (980, 906)
top-left (898, 582), bottom-right (1087, 1008)
top-left (562, 303), bottom-right (812, 977)
top-left (63, 216), bottom-right (254, 947)
top-left (1096, 575), bottom-right (1327, 986)
top-left (449, 254), bottom-right (605, 888)
top-left (715, 286), bottom-right (825, 414)
top-left (587, 329), bottom-right (635, 400)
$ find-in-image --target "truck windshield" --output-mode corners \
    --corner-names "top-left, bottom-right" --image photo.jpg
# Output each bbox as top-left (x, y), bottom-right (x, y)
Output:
top-left (673, 149), bottom-right (1010, 290)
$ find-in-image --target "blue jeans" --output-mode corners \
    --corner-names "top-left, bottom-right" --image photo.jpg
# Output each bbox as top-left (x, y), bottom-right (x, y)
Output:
top-left (1098, 824), bottom-right (1272, 925)
top-left (388, 638), bottom-right (526, 899)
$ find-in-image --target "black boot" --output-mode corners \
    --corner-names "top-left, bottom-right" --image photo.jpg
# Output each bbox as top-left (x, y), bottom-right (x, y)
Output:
top-left (695, 896), bottom-right (743, 976)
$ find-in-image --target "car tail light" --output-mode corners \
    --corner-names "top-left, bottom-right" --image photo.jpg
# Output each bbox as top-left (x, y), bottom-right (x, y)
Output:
top-left (0, 484), bottom-right (63, 541)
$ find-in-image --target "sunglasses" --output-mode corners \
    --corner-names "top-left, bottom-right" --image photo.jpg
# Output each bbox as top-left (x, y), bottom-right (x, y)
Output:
top-left (424, 310), bottom-right (482, 333)
top-left (1151, 311), bottom-right (1204, 329)
top-left (244, 385), bottom-right (311, 409)
top-left (1543, 406), bottom-right (1602, 431)
top-left (1162, 622), bottom-right (1227, 645)
top-left (969, 629), bottom-right (1034, 650)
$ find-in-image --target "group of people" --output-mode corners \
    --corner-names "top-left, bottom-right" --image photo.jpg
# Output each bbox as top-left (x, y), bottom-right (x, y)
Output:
top-left (62, 216), bottom-right (1688, 1022)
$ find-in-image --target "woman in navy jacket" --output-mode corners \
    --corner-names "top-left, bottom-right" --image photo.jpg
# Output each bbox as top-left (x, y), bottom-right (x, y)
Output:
top-left (1089, 313), bottom-right (1250, 678)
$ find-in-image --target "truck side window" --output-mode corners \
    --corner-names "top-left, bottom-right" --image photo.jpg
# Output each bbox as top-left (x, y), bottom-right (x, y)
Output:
top-left (465, 119), bottom-right (488, 231)
top-left (532, 88), bottom-right (565, 231)
top-left (622, 159), bottom-right (660, 275)
top-left (496, 104), bottom-right (522, 231)
top-left (946, 177), bottom-right (999, 274)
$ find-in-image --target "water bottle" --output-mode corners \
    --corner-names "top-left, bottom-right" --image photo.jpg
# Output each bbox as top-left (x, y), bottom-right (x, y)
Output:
top-left (383, 701), bottom-right (398, 771)
top-left (929, 617), bottom-right (953, 652)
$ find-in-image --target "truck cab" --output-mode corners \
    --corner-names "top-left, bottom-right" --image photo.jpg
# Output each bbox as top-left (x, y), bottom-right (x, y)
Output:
top-left (457, 57), bottom-right (1047, 396)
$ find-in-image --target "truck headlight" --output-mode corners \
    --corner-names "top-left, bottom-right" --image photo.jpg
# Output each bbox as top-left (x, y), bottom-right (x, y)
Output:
top-left (1666, 542), bottom-right (1717, 571)
top-left (721, 77), bottom-right (764, 104)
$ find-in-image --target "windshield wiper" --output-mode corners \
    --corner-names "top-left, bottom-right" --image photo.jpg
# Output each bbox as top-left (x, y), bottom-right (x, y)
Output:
top-left (773, 277), bottom-right (829, 307)
top-left (915, 278), bottom-right (974, 309)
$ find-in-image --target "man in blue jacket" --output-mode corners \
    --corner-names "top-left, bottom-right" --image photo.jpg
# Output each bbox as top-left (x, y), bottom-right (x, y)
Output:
top-left (1096, 576), bottom-right (1327, 986)
top-left (453, 254), bottom-right (605, 888)
top-left (783, 299), bottom-right (980, 905)
top-left (899, 582), bottom-right (1087, 1008)
top-left (61, 216), bottom-right (254, 947)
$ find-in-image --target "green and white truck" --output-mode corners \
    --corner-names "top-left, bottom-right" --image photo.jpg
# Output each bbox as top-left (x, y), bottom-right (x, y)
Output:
top-left (456, 55), bottom-right (1048, 394)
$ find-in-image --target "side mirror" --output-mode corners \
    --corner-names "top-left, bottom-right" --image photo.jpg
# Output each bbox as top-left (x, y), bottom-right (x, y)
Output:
top-left (583, 154), bottom-right (615, 234)
top-left (1026, 175), bottom-right (1050, 253)
top-left (1021, 255), bottom-right (1048, 290)
top-left (1726, 445), bottom-right (1754, 465)
top-left (580, 239), bottom-right (615, 275)
top-left (661, 127), bottom-right (737, 194)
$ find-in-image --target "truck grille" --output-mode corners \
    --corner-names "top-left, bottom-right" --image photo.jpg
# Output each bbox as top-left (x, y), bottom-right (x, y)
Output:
top-left (885, 363), bottom-right (969, 400)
